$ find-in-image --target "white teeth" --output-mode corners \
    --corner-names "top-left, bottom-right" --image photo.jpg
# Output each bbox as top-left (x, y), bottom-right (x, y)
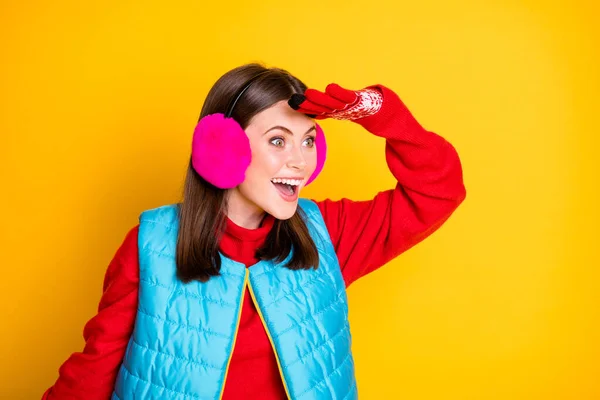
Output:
top-left (271, 178), bottom-right (302, 186)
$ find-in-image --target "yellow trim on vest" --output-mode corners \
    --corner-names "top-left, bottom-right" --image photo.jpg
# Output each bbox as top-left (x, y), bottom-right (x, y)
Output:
top-left (218, 270), bottom-right (248, 400)
top-left (247, 276), bottom-right (292, 400)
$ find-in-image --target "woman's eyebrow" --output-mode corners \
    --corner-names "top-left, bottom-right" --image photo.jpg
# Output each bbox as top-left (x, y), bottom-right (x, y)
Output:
top-left (263, 125), bottom-right (316, 136)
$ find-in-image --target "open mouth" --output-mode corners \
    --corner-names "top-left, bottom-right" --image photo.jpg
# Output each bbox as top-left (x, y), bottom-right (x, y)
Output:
top-left (270, 178), bottom-right (302, 197)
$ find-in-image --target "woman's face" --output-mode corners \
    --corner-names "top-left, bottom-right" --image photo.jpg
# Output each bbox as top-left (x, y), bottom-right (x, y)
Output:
top-left (226, 100), bottom-right (318, 228)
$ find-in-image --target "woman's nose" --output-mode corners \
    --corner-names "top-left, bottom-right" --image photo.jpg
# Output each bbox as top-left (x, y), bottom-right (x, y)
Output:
top-left (286, 145), bottom-right (307, 170)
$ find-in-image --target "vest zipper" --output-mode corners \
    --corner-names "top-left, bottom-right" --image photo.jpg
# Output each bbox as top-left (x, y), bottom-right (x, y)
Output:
top-left (218, 270), bottom-right (248, 400)
top-left (247, 273), bottom-right (293, 400)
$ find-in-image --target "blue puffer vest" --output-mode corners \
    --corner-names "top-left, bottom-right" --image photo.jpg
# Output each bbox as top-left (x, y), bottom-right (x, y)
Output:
top-left (112, 198), bottom-right (357, 400)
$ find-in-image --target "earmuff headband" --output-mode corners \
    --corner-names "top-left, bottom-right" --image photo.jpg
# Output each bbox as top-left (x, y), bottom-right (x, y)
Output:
top-left (225, 70), bottom-right (271, 118)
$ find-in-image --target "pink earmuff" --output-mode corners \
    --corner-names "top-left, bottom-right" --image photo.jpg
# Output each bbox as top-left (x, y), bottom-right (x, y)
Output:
top-left (191, 113), bottom-right (251, 189)
top-left (191, 72), bottom-right (327, 189)
top-left (305, 124), bottom-right (326, 186)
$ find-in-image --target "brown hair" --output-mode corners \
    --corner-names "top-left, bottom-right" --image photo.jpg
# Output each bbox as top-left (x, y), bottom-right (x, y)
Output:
top-left (176, 63), bottom-right (319, 283)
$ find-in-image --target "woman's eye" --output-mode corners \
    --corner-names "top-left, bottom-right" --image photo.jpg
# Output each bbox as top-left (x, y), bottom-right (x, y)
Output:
top-left (303, 137), bottom-right (315, 147)
top-left (270, 137), bottom-right (285, 147)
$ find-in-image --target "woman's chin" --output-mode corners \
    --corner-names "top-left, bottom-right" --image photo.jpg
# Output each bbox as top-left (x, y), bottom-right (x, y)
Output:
top-left (265, 202), bottom-right (298, 221)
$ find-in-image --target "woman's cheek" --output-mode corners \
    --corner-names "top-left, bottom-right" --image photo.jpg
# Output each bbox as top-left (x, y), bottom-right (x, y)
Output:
top-left (305, 149), bottom-right (318, 173)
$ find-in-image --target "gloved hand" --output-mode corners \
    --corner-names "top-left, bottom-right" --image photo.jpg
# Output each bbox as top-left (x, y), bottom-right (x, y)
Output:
top-left (288, 83), bottom-right (384, 121)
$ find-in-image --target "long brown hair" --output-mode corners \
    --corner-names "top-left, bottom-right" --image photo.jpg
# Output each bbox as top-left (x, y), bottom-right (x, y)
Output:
top-left (176, 63), bottom-right (319, 283)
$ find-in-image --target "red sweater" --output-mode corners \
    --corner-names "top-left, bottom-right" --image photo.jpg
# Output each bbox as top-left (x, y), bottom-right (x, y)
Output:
top-left (43, 86), bottom-right (466, 399)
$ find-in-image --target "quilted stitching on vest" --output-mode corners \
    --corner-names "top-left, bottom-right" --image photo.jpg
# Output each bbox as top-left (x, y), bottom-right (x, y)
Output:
top-left (247, 199), bottom-right (357, 400)
top-left (113, 199), bottom-right (358, 400)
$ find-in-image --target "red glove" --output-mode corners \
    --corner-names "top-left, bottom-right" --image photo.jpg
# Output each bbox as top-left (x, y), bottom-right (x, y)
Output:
top-left (288, 84), bottom-right (384, 121)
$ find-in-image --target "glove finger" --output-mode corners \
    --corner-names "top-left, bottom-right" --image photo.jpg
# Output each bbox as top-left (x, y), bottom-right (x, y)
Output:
top-left (288, 94), bottom-right (306, 110)
top-left (295, 108), bottom-right (326, 118)
top-left (289, 94), bottom-right (333, 114)
top-left (295, 98), bottom-right (333, 114)
top-left (325, 83), bottom-right (358, 104)
top-left (304, 88), bottom-right (347, 110)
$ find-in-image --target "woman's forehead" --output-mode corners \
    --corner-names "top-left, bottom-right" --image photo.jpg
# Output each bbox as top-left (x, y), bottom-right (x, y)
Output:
top-left (247, 101), bottom-right (314, 134)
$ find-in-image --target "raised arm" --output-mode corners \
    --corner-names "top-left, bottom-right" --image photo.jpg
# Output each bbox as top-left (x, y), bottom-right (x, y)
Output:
top-left (292, 83), bottom-right (466, 286)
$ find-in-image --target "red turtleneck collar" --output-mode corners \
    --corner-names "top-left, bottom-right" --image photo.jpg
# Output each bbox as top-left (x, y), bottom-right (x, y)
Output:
top-left (219, 214), bottom-right (275, 267)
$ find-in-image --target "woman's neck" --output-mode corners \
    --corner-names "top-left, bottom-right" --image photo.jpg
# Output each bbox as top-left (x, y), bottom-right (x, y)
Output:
top-left (226, 188), bottom-right (267, 229)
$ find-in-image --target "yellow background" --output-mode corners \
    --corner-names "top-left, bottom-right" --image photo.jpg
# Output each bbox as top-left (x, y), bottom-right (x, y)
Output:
top-left (1, 0), bottom-right (598, 398)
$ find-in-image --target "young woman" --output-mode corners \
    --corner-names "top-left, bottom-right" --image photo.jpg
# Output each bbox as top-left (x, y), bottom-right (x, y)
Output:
top-left (43, 63), bottom-right (466, 399)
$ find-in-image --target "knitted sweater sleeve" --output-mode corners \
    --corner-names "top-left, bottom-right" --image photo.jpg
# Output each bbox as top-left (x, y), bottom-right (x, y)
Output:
top-left (315, 85), bottom-right (466, 287)
top-left (42, 226), bottom-right (140, 400)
